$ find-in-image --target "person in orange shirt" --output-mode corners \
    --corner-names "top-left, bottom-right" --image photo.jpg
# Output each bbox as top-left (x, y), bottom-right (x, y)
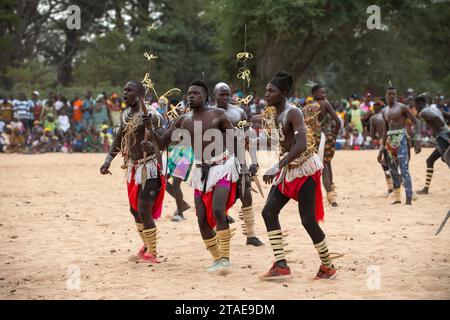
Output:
top-left (72, 94), bottom-right (83, 132)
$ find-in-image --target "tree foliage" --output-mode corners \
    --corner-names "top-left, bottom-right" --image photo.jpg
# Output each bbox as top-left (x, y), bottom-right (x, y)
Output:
top-left (1, 0), bottom-right (449, 98)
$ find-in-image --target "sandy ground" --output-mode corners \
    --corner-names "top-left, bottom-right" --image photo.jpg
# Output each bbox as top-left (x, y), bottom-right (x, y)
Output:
top-left (0, 149), bottom-right (449, 300)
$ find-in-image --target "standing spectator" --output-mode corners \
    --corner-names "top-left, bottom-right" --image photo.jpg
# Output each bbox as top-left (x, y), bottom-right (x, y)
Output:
top-left (71, 93), bottom-right (83, 133)
top-left (92, 94), bottom-right (109, 131)
top-left (349, 100), bottom-right (364, 134)
top-left (41, 93), bottom-right (56, 122)
top-left (58, 110), bottom-right (71, 134)
top-left (0, 96), bottom-right (14, 123)
top-left (13, 93), bottom-right (33, 134)
top-left (54, 94), bottom-right (64, 113)
top-left (0, 115), bottom-right (5, 133)
top-left (31, 91), bottom-right (43, 123)
top-left (108, 92), bottom-right (122, 127)
top-left (82, 90), bottom-right (95, 130)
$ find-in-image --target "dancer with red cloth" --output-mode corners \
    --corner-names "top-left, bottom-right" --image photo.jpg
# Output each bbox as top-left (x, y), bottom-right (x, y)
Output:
top-left (153, 80), bottom-right (239, 275)
top-left (259, 71), bottom-right (337, 281)
top-left (100, 80), bottom-right (166, 264)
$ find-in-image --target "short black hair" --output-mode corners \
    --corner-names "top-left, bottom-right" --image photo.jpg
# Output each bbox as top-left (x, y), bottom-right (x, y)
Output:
top-left (311, 84), bottom-right (323, 94)
top-left (189, 79), bottom-right (209, 103)
top-left (189, 80), bottom-right (208, 96)
top-left (128, 80), bottom-right (146, 97)
top-left (415, 96), bottom-right (426, 104)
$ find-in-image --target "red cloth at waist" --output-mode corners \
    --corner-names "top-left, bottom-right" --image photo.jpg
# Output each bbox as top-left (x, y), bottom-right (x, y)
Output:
top-left (194, 178), bottom-right (237, 229)
top-left (276, 170), bottom-right (324, 222)
top-left (127, 166), bottom-right (166, 220)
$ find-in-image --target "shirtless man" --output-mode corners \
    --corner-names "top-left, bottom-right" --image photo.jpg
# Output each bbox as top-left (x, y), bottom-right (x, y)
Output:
top-left (259, 71), bottom-right (336, 281)
top-left (415, 96), bottom-right (450, 194)
top-left (154, 80), bottom-right (239, 274)
top-left (311, 85), bottom-right (341, 207)
top-left (370, 100), bottom-right (393, 197)
top-left (213, 82), bottom-right (263, 246)
top-left (100, 80), bottom-right (166, 263)
top-left (378, 85), bottom-right (422, 205)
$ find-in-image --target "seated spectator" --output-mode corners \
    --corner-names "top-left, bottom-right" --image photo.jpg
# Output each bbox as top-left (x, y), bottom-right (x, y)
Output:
top-left (99, 124), bottom-right (113, 153)
top-left (44, 113), bottom-right (58, 133)
top-left (86, 128), bottom-right (102, 153)
top-left (72, 132), bottom-right (86, 153)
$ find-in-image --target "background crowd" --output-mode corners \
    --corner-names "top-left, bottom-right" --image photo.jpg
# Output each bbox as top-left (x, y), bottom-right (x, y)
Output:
top-left (1, 87), bottom-right (448, 154)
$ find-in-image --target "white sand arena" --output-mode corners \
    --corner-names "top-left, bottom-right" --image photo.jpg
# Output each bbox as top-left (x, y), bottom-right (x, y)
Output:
top-left (0, 149), bottom-right (449, 299)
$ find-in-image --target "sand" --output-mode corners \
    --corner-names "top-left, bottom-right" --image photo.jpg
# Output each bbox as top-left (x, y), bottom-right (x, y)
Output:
top-left (0, 149), bottom-right (449, 300)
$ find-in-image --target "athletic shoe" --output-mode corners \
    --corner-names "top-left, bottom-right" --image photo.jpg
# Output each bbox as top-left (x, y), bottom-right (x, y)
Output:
top-left (417, 187), bottom-right (429, 195)
top-left (138, 252), bottom-right (160, 264)
top-left (314, 264), bottom-right (337, 280)
top-left (259, 263), bottom-right (292, 282)
top-left (138, 245), bottom-right (146, 258)
top-left (246, 237), bottom-right (264, 246)
top-left (128, 245), bottom-right (146, 262)
top-left (171, 214), bottom-right (186, 222)
top-left (217, 258), bottom-right (232, 275)
top-left (207, 260), bottom-right (222, 273)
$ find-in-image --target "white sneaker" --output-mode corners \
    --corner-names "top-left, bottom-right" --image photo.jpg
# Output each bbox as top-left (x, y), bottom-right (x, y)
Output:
top-left (207, 260), bottom-right (221, 273)
top-left (218, 258), bottom-right (232, 275)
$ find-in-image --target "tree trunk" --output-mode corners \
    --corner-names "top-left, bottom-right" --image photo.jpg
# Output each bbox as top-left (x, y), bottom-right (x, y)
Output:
top-left (57, 29), bottom-right (78, 86)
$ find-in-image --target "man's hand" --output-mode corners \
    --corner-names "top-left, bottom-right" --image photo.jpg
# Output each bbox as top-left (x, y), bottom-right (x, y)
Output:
top-left (249, 163), bottom-right (259, 176)
top-left (414, 140), bottom-right (422, 154)
top-left (263, 166), bottom-right (279, 185)
top-left (141, 141), bottom-right (154, 153)
top-left (100, 162), bottom-right (111, 175)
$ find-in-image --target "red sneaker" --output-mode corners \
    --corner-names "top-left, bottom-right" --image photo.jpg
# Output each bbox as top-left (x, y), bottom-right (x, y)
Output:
top-left (138, 245), bottom-right (146, 258)
top-left (128, 245), bottom-right (147, 262)
top-left (259, 263), bottom-right (292, 282)
top-left (138, 252), bottom-right (160, 264)
top-left (314, 264), bottom-right (337, 280)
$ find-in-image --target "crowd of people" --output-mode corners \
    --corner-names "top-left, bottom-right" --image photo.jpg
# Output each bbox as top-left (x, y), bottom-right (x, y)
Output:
top-left (0, 87), bottom-right (448, 154)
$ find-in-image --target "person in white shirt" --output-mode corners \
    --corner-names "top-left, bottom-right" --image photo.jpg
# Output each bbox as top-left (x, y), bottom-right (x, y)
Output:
top-left (58, 110), bottom-right (71, 133)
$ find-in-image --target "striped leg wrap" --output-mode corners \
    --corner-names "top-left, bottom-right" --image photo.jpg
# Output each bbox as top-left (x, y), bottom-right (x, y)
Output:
top-left (203, 234), bottom-right (221, 261)
top-left (314, 238), bottom-right (332, 267)
top-left (217, 229), bottom-right (231, 260)
top-left (241, 206), bottom-right (256, 237)
top-left (136, 223), bottom-right (145, 245)
top-left (425, 168), bottom-right (433, 188)
top-left (326, 190), bottom-right (337, 204)
top-left (386, 175), bottom-right (393, 190)
top-left (142, 228), bottom-right (157, 256)
top-left (267, 229), bottom-right (285, 262)
top-left (393, 188), bottom-right (401, 202)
